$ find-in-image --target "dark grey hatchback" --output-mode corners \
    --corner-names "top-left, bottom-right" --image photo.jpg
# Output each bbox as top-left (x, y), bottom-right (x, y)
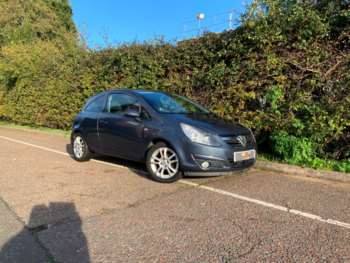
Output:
top-left (71, 89), bottom-right (256, 183)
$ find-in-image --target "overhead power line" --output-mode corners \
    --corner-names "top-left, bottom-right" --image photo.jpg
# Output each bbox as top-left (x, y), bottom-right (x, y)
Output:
top-left (180, 9), bottom-right (240, 40)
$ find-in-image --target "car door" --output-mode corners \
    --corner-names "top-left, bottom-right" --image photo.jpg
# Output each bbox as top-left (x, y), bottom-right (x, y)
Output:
top-left (79, 94), bottom-right (106, 153)
top-left (98, 93), bottom-right (148, 160)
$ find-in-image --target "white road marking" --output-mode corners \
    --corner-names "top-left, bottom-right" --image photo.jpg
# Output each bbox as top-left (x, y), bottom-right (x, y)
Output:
top-left (0, 135), bottom-right (128, 170)
top-left (180, 181), bottom-right (350, 229)
top-left (1, 134), bottom-right (350, 230)
top-left (0, 135), bottom-right (69, 157)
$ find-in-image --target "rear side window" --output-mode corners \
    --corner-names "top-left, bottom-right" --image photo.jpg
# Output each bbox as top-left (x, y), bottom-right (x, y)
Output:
top-left (107, 93), bottom-right (138, 114)
top-left (84, 95), bottom-right (106, 113)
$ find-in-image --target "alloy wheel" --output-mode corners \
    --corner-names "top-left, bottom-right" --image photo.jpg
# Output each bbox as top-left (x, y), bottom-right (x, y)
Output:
top-left (73, 136), bottom-right (85, 159)
top-left (150, 147), bottom-right (179, 179)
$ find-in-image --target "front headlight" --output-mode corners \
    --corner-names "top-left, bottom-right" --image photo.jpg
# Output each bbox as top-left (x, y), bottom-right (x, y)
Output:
top-left (180, 123), bottom-right (220, 146)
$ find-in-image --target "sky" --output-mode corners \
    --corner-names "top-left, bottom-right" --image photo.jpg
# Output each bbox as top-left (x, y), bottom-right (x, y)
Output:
top-left (70, 0), bottom-right (251, 48)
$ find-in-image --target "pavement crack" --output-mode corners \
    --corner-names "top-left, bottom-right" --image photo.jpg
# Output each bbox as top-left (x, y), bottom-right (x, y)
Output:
top-left (126, 185), bottom-right (191, 209)
top-left (0, 195), bottom-right (26, 226)
top-left (285, 204), bottom-right (291, 212)
top-left (31, 231), bottom-right (58, 263)
top-left (76, 185), bottom-right (193, 223)
top-left (28, 224), bottom-right (49, 234)
top-left (0, 196), bottom-right (57, 262)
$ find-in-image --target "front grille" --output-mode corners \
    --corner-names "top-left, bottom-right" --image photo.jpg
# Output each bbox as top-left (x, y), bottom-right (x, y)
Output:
top-left (221, 134), bottom-right (255, 150)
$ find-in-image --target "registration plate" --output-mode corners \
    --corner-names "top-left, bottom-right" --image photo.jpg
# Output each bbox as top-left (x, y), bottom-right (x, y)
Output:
top-left (233, 149), bottom-right (256, 162)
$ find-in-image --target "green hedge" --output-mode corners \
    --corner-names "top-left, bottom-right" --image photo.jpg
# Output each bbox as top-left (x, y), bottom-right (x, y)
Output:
top-left (0, 0), bottom-right (349, 171)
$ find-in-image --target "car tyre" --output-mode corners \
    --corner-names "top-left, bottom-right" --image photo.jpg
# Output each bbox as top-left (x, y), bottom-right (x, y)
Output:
top-left (146, 142), bottom-right (182, 183)
top-left (71, 133), bottom-right (92, 162)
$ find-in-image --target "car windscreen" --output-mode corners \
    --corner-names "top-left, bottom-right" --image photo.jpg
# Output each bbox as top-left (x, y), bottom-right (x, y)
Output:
top-left (140, 92), bottom-right (209, 114)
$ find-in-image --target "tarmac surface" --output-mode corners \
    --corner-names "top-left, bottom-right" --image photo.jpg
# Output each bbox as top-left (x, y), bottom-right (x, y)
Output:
top-left (0, 126), bottom-right (349, 262)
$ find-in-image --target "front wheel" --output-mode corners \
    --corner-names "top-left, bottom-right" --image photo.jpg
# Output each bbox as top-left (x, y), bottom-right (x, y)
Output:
top-left (146, 143), bottom-right (182, 183)
top-left (71, 133), bottom-right (92, 162)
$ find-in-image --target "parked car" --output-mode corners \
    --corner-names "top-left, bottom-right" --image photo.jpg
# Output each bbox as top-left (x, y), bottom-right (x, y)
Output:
top-left (71, 89), bottom-right (256, 182)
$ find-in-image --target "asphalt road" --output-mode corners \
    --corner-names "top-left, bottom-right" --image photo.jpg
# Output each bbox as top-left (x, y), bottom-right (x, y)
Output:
top-left (0, 126), bottom-right (349, 263)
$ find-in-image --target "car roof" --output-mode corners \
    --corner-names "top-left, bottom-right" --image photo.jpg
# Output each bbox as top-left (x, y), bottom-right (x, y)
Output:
top-left (105, 88), bottom-right (168, 96)
top-left (89, 89), bottom-right (168, 102)
top-left (111, 88), bottom-right (162, 93)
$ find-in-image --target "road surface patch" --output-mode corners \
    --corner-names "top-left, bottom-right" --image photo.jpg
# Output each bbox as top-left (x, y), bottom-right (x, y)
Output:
top-left (1, 134), bottom-right (349, 230)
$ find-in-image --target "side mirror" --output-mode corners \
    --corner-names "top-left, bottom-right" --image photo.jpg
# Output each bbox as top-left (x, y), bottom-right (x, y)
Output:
top-left (125, 106), bottom-right (141, 118)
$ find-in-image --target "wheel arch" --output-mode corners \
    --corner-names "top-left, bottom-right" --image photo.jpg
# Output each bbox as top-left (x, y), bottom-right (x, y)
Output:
top-left (70, 129), bottom-right (82, 140)
top-left (145, 138), bottom-right (177, 159)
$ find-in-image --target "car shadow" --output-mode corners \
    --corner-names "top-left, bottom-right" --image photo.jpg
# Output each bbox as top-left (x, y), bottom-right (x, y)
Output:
top-left (0, 202), bottom-right (90, 262)
top-left (66, 144), bottom-right (150, 179)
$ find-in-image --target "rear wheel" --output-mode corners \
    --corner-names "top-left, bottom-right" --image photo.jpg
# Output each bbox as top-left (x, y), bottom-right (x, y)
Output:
top-left (146, 142), bottom-right (182, 183)
top-left (71, 133), bottom-right (92, 162)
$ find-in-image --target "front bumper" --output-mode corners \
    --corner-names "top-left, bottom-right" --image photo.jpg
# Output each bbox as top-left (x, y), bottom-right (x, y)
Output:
top-left (171, 137), bottom-right (256, 176)
top-left (184, 159), bottom-right (255, 177)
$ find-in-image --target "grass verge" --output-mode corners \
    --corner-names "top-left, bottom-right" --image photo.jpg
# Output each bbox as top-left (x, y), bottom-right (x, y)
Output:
top-left (0, 120), bottom-right (70, 137)
top-left (259, 153), bottom-right (350, 174)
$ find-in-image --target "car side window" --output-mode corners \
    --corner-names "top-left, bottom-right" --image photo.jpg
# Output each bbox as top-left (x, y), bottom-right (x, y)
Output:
top-left (107, 94), bottom-right (138, 114)
top-left (107, 93), bottom-right (151, 119)
top-left (140, 108), bottom-right (151, 119)
top-left (84, 95), bottom-right (106, 113)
